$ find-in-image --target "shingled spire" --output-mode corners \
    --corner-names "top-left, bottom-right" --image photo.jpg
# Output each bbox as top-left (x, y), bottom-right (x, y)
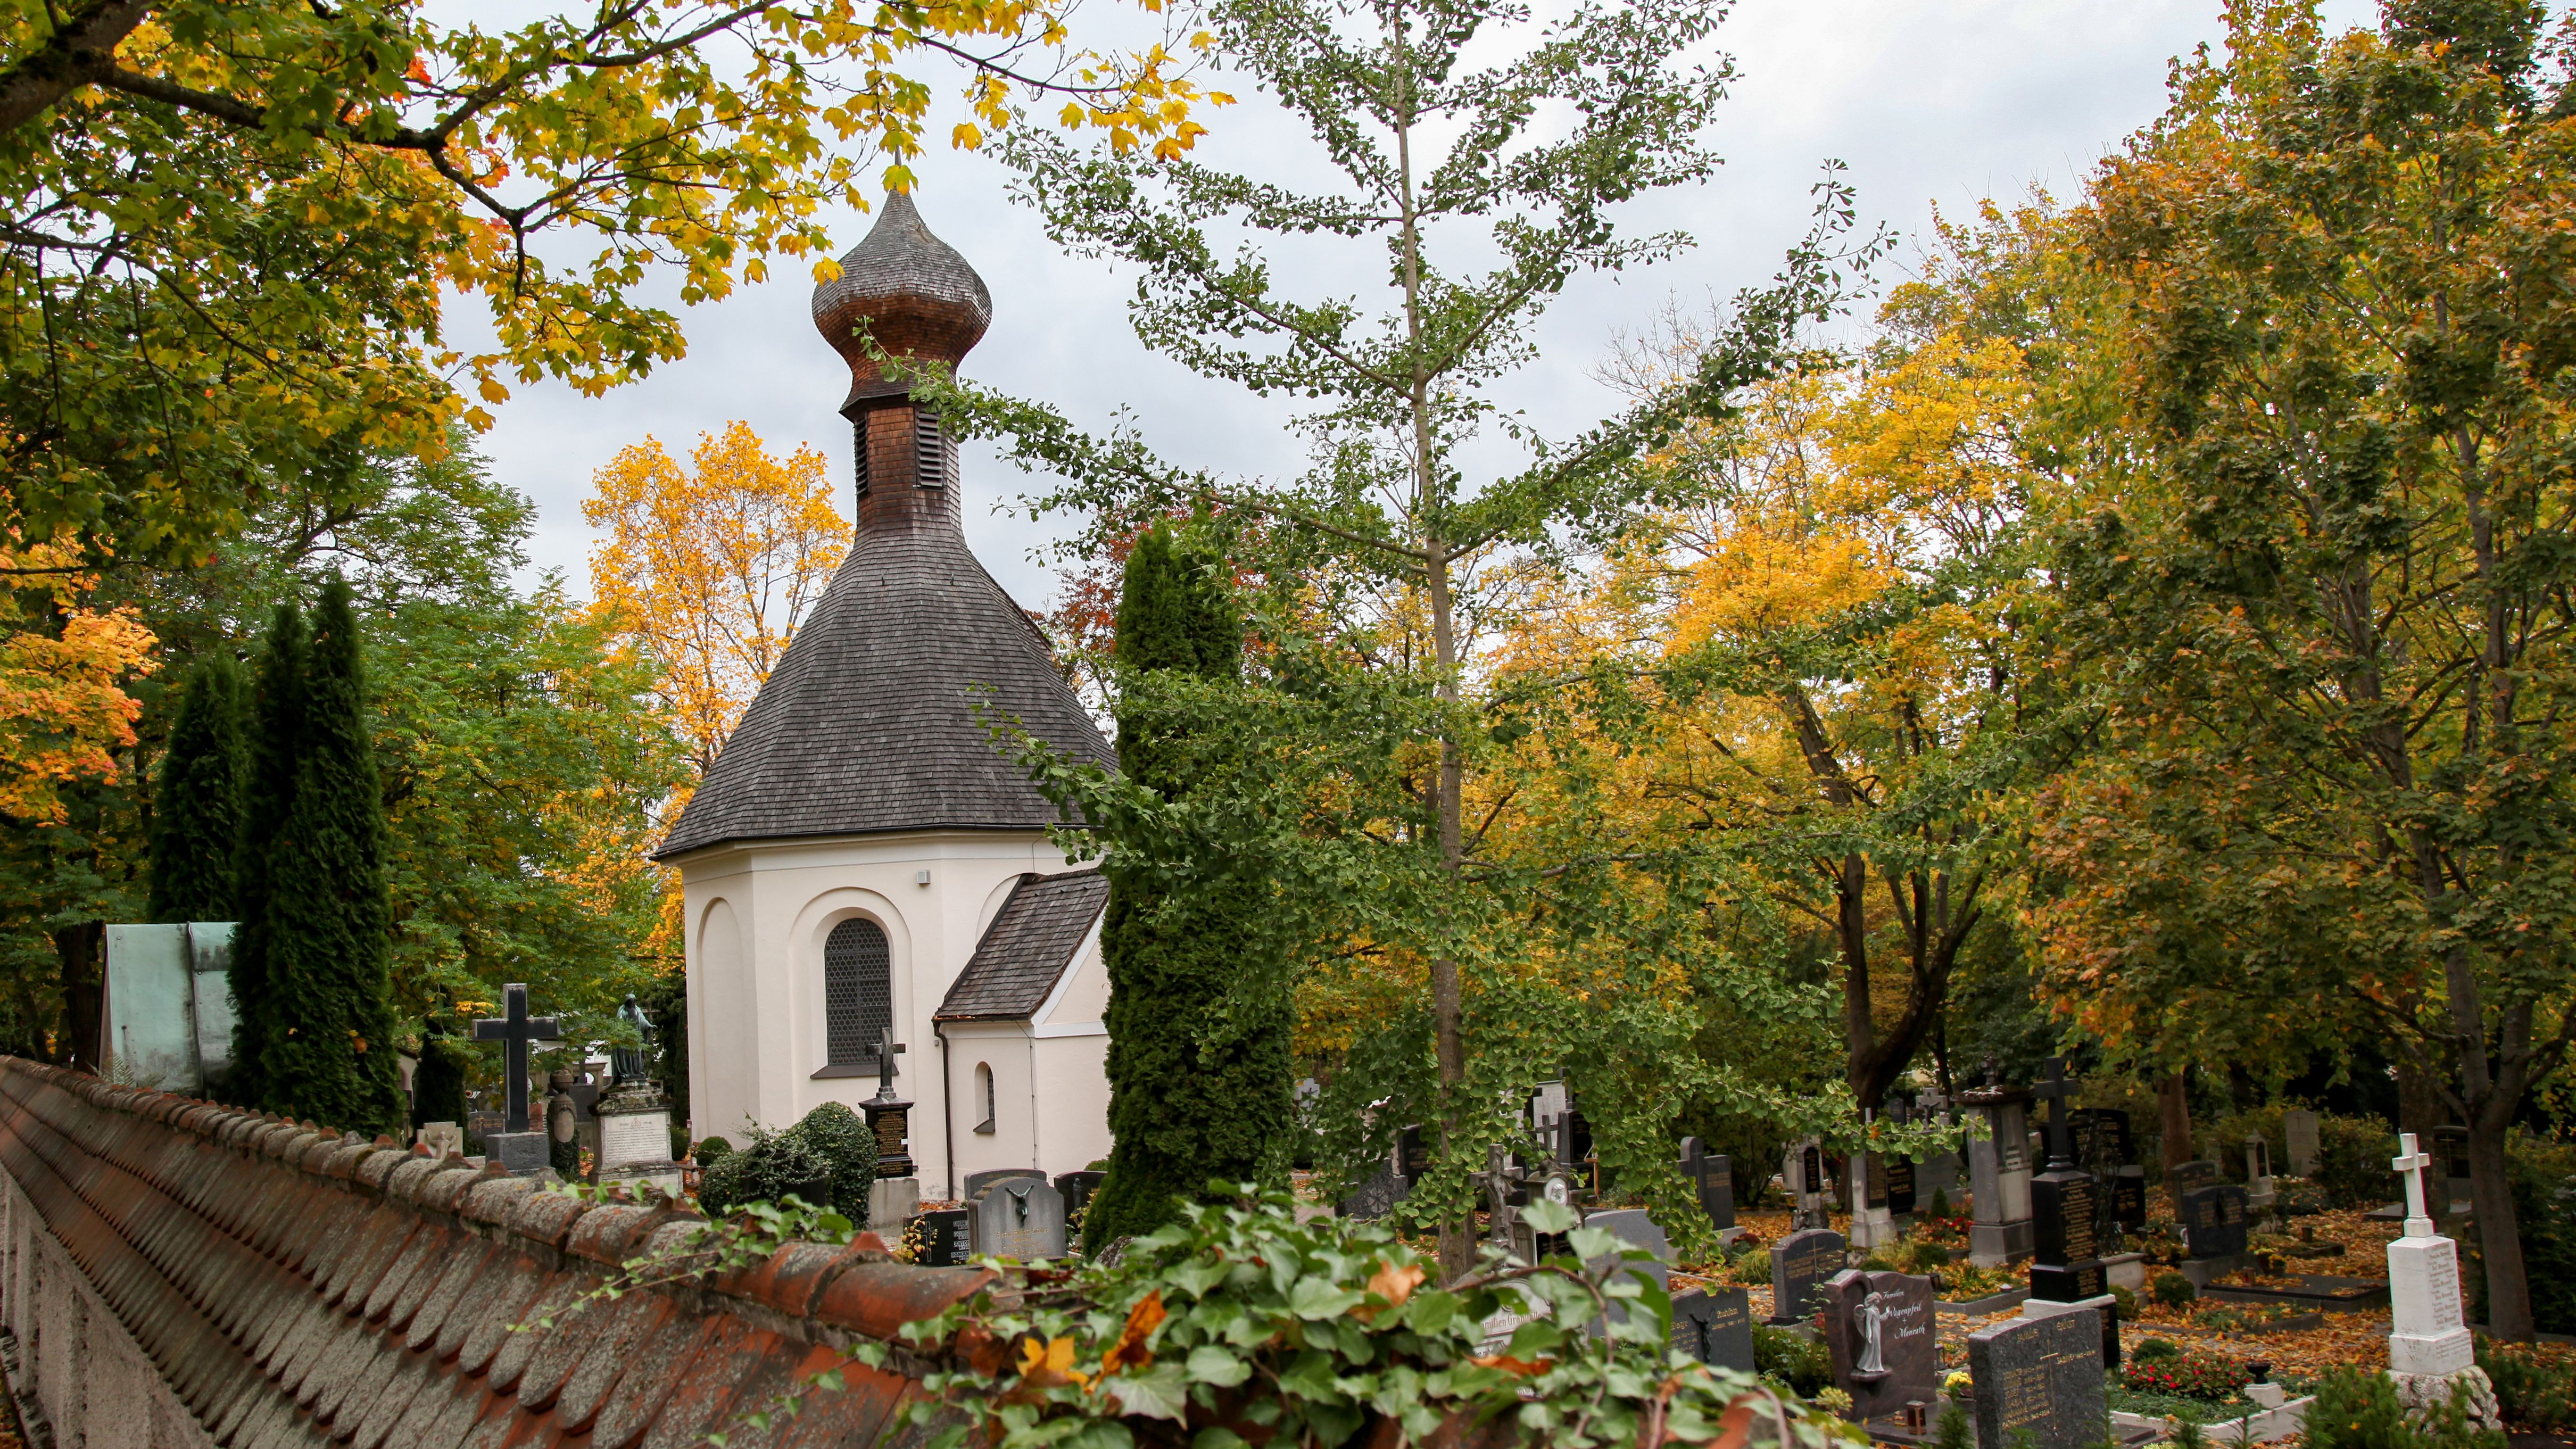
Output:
top-left (656, 195), bottom-right (1112, 858)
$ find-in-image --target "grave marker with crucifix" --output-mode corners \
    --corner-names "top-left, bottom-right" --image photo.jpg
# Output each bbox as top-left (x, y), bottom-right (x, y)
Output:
top-left (2384, 1133), bottom-right (2492, 1427)
top-left (473, 983), bottom-right (560, 1177)
top-left (859, 1023), bottom-right (918, 1229)
top-left (2024, 1057), bottom-right (2118, 1367)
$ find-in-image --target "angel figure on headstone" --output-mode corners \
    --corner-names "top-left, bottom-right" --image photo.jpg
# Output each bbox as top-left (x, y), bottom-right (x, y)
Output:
top-left (1856, 1290), bottom-right (1893, 1376)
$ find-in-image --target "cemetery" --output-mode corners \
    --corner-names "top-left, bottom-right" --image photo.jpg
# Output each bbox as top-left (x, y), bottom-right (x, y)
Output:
top-left (1, 0), bottom-right (2575, 1446)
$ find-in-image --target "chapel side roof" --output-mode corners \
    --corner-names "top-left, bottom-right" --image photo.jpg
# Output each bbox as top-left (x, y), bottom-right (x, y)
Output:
top-left (653, 527), bottom-right (1114, 857)
top-left (935, 870), bottom-right (1109, 1021)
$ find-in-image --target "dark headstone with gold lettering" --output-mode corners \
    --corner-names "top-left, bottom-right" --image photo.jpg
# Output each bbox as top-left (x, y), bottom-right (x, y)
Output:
top-left (1670, 1287), bottom-right (1755, 1373)
top-left (1968, 1306), bottom-right (2107, 1449)
top-left (1768, 1227), bottom-right (1845, 1324)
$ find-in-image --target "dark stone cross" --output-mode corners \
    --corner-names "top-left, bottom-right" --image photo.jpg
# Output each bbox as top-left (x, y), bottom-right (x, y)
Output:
top-left (872, 1024), bottom-right (906, 1100)
top-left (472, 983), bottom-right (560, 1133)
top-left (2032, 1056), bottom-right (2078, 1170)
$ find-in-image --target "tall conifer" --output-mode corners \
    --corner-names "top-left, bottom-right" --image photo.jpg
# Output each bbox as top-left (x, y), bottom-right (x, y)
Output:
top-left (1084, 529), bottom-right (1292, 1251)
top-left (148, 656), bottom-right (249, 922)
top-left (228, 603), bottom-right (306, 1104)
top-left (259, 576), bottom-right (405, 1131)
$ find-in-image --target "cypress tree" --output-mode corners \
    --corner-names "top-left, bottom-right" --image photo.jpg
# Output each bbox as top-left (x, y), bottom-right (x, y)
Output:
top-left (258, 576), bottom-right (405, 1132)
top-left (1084, 529), bottom-right (1292, 1252)
top-left (148, 655), bottom-right (249, 923)
top-left (228, 603), bottom-right (307, 1105)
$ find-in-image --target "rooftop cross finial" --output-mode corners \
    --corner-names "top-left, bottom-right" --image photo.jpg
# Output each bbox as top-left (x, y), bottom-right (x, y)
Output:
top-left (471, 983), bottom-right (561, 1135)
top-left (2392, 1132), bottom-right (2437, 1238)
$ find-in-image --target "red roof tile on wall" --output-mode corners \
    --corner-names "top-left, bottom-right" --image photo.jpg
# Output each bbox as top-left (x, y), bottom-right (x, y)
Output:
top-left (0, 1058), bottom-right (993, 1448)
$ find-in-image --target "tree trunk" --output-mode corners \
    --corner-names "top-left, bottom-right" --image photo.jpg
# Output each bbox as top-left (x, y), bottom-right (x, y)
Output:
top-left (1835, 852), bottom-right (1873, 1105)
top-left (54, 920), bottom-right (103, 1071)
top-left (2157, 1072), bottom-right (2193, 1173)
top-left (2464, 1105), bottom-right (2529, 1338)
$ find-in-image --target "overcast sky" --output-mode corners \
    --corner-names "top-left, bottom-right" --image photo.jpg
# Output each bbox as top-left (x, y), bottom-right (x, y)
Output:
top-left (469, 0), bottom-right (2380, 611)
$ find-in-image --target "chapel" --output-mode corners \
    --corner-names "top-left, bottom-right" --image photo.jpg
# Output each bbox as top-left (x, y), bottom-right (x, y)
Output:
top-left (653, 193), bottom-right (1119, 1200)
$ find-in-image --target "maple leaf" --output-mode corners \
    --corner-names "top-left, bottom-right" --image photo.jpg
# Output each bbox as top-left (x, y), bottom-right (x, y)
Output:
top-left (1353, 1260), bottom-right (1424, 1323)
top-left (1100, 1290), bottom-right (1165, 1374)
top-left (1015, 1335), bottom-right (1089, 1390)
top-left (1469, 1354), bottom-right (1551, 1377)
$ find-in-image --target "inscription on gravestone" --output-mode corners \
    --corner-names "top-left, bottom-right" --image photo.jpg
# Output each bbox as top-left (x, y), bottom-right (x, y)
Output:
top-left (1669, 1287), bottom-right (1755, 1373)
top-left (1886, 1157), bottom-right (1916, 1215)
top-left (2166, 1158), bottom-right (2220, 1213)
top-left (1768, 1227), bottom-right (1846, 1325)
top-left (1970, 1305), bottom-right (2107, 1449)
top-left (913, 1207), bottom-right (973, 1266)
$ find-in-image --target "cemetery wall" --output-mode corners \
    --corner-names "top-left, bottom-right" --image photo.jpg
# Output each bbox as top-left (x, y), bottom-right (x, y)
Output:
top-left (0, 1057), bottom-right (992, 1448)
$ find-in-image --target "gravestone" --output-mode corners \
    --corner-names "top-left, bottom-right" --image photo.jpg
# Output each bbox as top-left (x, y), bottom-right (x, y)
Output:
top-left (2245, 1135), bottom-right (2276, 1210)
top-left (1669, 1287), bottom-right (1755, 1374)
top-left (1886, 1155), bottom-right (1917, 1216)
top-left (590, 1013), bottom-right (682, 1200)
top-left (2433, 1127), bottom-right (2474, 1208)
top-left (1677, 1138), bottom-right (1736, 1240)
top-left (467, 1109), bottom-right (507, 1146)
top-left (912, 1207), bottom-right (974, 1266)
top-left (2110, 1173), bottom-right (2148, 1232)
top-left (2165, 1158), bottom-right (2221, 1215)
top-left (418, 1121), bottom-right (463, 1160)
top-left (1785, 1137), bottom-right (1831, 1229)
top-left (1968, 1304), bottom-right (2108, 1449)
top-left (964, 1167), bottom-right (1048, 1199)
top-left (1849, 1141), bottom-right (1898, 1249)
top-left (1820, 1270), bottom-right (1939, 1427)
top-left (2181, 1184), bottom-right (2250, 1260)
top-left (1964, 1074), bottom-right (2035, 1266)
top-left (1055, 1170), bottom-right (1106, 1227)
top-left (2383, 1133), bottom-right (2499, 1429)
top-left (471, 983), bottom-right (561, 1177)
top-left (2283, 1109), bottom-right (2322, 1177)
top-left (1768, 1226), bottom-right (1846, 1325)
top-left (1339, 1160), bottom-right (1407, 1220)
top-left (1584, 1208), bottom-right (1672, 1334)
top-left (971, 1175), bottom-right (1068, 1260)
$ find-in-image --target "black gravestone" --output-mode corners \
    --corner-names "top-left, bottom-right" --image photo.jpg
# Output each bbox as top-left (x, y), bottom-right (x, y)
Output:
top-left (2111, 1172), bottom-right (2148, 1231)
top-left (1398, 1125), bottom-right (1431, 1182)
top-left (1862, 1153), bottom-right (1890, 1211)
top-left (1678, 1138), bottom-right (1735, 1234)
top-left (1887, 1157), bottom-right (1917, 1216)
top-left (1055, 1170), bottom-right (1106, 1226)
top-left (912, 1208), bottom-right (973, 1266)
top-left (1768, 1227), bottom-right (1846, 1324)
top-left (2182, 1184), bottom-right (2250, 1260)
top-left (1821, 1270), bottom-right (1940, 1426)
top-left (1670, 1287), bottom-right (1756, 1374)
top-left (2166, 1158), bottom-right (2220, 1214)
top-left (1968, 1305), bottom-right (2108, 1449)
top-left (1339, 1161), bottom-right (1407, 1220)
top-left (2030, 1169), bottom-right (2105, 1302)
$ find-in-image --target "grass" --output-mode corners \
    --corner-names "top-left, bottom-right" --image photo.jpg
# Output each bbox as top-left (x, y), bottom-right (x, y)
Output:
top-left (2105, 1384), bottom-right (2254, 1422)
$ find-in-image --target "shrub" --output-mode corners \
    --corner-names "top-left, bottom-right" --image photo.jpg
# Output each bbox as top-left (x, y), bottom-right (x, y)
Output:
top-left (2122, 1345), bottom-right (2251, 1402)
top-left (695, 1104), bottom-right (877, 1219)
top-left (1927, 1186), bottom-right (1952, 1219)
top-left (2508, 1132), bottom-right (2576, 1336)
top-left (1753, 1322), bottom-right (1833, 1396)
top-left (1902, 1239), bottom-right (1952, 1272)
top-left (2305, 1364), bottom-right (2502, 1449)
top-left (1730, 1246), bottom-right (1772, 1286)
top-left (695, 1135), bottom-right (733, 1164)
top-left (2312, 1115), bottom-right (2404, 1210)
top-left (1932, 1403), bottom-right (1973, 1449)
top-left (2479, 1339), bottom-right (2576, 1430)
top-left (2110, 1286), bottom-right (2139, 1321)
top-left (2153, 1271), bottom-right (2197, 1308)
top-left (2132, 1337), bottom-right (2179, 1364)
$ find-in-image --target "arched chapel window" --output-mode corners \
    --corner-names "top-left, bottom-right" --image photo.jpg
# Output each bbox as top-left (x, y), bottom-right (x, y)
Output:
top-left (824, 918), bottom-right (892, 1068)
top-left (973, 1062), bottom-right (996, 1133)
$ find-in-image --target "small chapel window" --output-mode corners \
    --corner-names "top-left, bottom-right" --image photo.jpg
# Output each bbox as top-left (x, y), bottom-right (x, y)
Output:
top-left (973, 1062), bottom-right (996, 1134)
top-left (824, 918), bottom-right (892, 1069)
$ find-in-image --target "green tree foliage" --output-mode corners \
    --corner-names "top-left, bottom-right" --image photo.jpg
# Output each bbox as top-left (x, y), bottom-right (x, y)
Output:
top-left (2304, 1364), bottom-right (2503, 1449)
top-left (226, 602), bottom-right (307, 1105)
top-left (254, 575), bottom-right (404, 1131)
top-left (410, 1033), bottom-right (468, 1135)
top-left (940, 0), bottom-right (1876, 1280)
top-left (145, 654), bottom-right (246, 923)
top-left (1085, 527), bottom-right (1290, 1252)
top-left (698, 1102), bottom-right (878, 1219)
top-left (2031, 0), bottom-right (2576, 1337)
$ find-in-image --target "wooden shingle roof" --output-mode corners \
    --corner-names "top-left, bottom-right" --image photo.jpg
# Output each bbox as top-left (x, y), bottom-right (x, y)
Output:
top-left (935, 871), bottom-right (1109, 1021)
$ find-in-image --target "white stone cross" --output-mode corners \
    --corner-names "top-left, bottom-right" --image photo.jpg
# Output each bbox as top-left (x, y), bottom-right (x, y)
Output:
top-left (2392, 1132), bottom-right (2436, 1238)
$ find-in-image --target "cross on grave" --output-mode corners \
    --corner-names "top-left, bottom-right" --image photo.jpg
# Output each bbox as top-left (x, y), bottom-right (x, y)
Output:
top-left (2392, 1132), bottom-right (2436, 1238)
top-left (872, 1024), bottom-right (906, 1100)
top-left (2032, 1057), bottom-right (2077, 1170)
top-left (473, 983), bottom-right (560, 1133)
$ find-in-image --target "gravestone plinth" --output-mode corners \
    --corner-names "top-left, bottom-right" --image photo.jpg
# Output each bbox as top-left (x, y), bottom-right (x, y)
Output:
top-left (589, 1083), bottom-right (682, 1195)
top-left (1670, 1287), bottom-right (1755, 1374)
top-left (971, 1175), bottom-right (1068, 1260)
top-left (1821, 1270), bottom-right (1939, 1427)
top-left (1969, 1304), bottom-right (2107, 1449)
top-left (1768, 1226), bottom-right (1845, 1324)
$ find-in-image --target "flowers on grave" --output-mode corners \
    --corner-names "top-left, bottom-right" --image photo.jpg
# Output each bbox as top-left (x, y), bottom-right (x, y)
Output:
top-left (2121, 1344), bottom-right (2254, 1403)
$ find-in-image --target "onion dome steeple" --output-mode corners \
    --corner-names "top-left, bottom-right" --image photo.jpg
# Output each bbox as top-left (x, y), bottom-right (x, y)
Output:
top-left (810, 191), bottom-right (993, 412)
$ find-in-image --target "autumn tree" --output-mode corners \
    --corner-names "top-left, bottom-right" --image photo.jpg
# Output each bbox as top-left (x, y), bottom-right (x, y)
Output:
top-left (1, 0), bottom-right (1225, 571)
top-left (2034, 0), bottom-right (2576, 1338)
top-left (586, 422), bottom-right (848, 775)
top-left (939, 0), bottom-right (1874, 1278)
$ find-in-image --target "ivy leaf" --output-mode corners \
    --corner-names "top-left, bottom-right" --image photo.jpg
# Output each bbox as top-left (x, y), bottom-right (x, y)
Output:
top-left (1287, 1277), bottom-right (1366, 1321)
top-left (1104, 1362), bottom-right (1191, 1421)
top-left (1186, 1344), bottom-right (1253, 1387)
top-left (1519, 1199), bottom-right (1579, 1236)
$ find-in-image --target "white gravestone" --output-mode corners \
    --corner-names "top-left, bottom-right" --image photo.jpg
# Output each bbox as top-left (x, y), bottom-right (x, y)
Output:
top-left (589, 1084), bottom-right (682, 1197)
top-left (418, 1121), bottom-right (465, 1160)
top-left (2386, 1134), bottom-right (2499, 1429)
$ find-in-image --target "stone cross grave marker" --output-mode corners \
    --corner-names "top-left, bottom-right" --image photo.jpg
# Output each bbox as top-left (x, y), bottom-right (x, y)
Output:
top-left (1768, 1226), bottom-right (1845, 1325)
top-left (1821, 1270), bottom-right (1939, 1427)
top-left (2386, 1133), bottom-right (2474, 1385)
top-left (1968, 1303), bottom-right (2107, 1449)
top-left (2283, 1109), bottom-right (2322, 1177)
top-left (1670, 1287), bottom-right (1754, 1374)
top-left (1583, 1208), bottom-right (1671, 1335)
top-left (971, 1175), bottom-right (1068, 1261)
top-left (1677, 1137), bottom-right (1735, 1237)
top-left (471, 983), bottom-right (559, 1176)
